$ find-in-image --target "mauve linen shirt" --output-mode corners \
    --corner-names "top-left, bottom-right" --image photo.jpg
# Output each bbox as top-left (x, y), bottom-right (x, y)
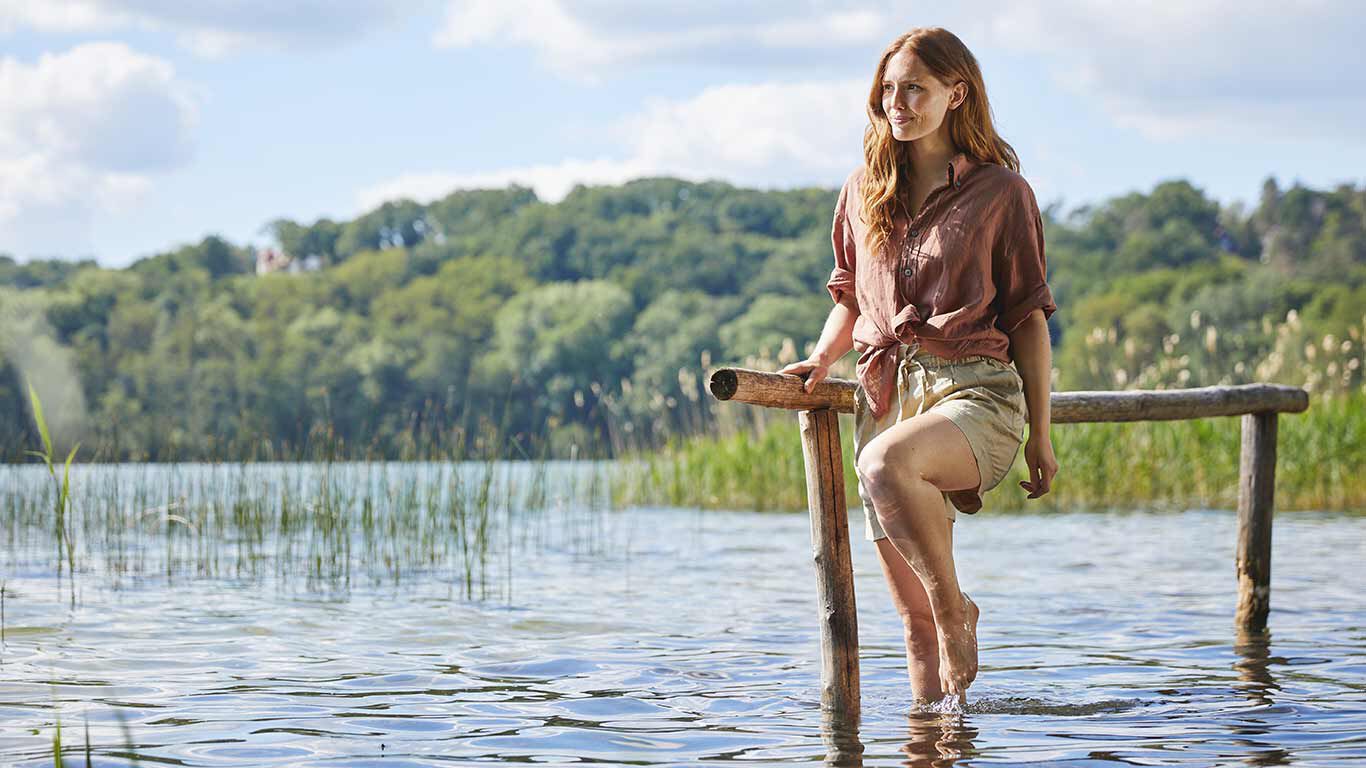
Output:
top-left (826, 151), bottom-right (1057, 423)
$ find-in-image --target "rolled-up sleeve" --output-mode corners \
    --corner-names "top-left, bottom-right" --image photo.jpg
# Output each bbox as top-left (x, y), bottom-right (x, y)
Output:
top-left (826, 178), bottom-right (859, 312)
top-left (992, 178), bottom-right (1057, 334)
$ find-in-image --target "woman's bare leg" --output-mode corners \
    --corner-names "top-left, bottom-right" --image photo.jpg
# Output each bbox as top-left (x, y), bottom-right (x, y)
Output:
top-left (874, 536), bottom-right (943, 702)
top-left (857, 412), bottom-right (981, 696)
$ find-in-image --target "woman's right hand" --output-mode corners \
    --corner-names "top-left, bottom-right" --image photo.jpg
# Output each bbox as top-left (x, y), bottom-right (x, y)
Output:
top-left (777, 355), bottom-right (832, 394)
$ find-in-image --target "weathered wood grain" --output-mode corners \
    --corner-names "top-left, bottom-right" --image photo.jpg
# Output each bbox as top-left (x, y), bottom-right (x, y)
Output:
top-left (710, 367), bottom-right (1307, 421)
top-left (1236, 412), bottom-right (1278, 631)
top-left (798, 408), bottom-right (860, 717)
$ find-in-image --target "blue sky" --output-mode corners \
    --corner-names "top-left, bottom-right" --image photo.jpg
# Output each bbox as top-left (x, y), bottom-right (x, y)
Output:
top-left (1, 1), bottom-right (1362, 267)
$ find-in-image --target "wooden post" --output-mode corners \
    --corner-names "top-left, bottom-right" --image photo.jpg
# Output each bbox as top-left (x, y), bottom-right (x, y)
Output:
top-left (797, 407), bottom-right (860, 717)
top-left (1236, 412), bottom-right (1278, 631)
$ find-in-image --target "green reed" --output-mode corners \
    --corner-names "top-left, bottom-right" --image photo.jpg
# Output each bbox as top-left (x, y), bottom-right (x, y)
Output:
top-left (44, 706), bottom-right (139, 767)
top-left (50, 712), bottom-right (61, 768)
top-left (4, 378), bottom-right (621, 600)
top-left (1, 454), bottom-right (619, 601)
top-left (23, 382), bottom-right (78, 579)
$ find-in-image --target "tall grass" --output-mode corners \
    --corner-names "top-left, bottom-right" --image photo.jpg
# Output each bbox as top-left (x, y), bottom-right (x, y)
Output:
top-left (610, 390), bottom-right (1366, 514)
top-left (0, 458), bottom-right (623, 601)
top-left (3, 386), bottom-right (623, 600)
top-left (23, 382), bottom-right (78, 578)
top-left (44, 707), bottom-right (139, 767)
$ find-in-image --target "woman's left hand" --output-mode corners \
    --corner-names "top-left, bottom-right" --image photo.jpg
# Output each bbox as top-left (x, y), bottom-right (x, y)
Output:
top-left (1019, 430), bottom-right (1058, 499)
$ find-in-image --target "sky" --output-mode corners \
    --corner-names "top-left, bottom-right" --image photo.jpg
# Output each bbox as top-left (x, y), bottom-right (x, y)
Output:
top-left (1, 0), bottom-right (1362, 267)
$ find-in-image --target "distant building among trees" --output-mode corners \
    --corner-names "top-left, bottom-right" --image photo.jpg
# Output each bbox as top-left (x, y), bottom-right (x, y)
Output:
top-left (255, 247), bottom-right (290, 274)
top-left (255, 247), bottom-right (321, 275)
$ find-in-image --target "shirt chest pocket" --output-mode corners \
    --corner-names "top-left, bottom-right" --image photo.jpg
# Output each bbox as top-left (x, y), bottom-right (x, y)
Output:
top-left (902, 253), bottom-right (947, 310)
top-left (902, 221), bottom-right (978, 314)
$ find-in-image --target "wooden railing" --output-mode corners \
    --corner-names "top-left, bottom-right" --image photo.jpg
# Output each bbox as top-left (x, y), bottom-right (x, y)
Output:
top-left (709, 368), bottom-right (1309, 718)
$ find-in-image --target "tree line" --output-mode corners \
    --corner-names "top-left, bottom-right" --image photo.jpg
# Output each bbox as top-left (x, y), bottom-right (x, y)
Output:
top-left (2, 174), bottom-right (1363, 461)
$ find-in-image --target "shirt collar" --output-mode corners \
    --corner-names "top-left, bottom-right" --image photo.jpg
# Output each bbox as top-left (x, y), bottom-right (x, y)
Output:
top-left (946, 150), bottom-right (978, 190)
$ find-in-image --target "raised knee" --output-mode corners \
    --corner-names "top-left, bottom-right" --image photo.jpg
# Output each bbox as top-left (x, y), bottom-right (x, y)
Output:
top-left (855, 449), bottom-right (886, 491)
top-left (857, 444), bottom-right (926, 496)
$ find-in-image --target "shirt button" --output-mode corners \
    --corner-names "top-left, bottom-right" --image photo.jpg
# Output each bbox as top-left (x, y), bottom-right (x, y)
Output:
top-left (910, 228), bottom-right (920, 238)
top-left (902, 267), bottom-right (912, 277)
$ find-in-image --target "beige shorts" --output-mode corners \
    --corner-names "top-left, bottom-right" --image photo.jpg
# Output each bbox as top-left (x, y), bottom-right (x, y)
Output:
top-left (852, 341), bottom-right (1028, 541)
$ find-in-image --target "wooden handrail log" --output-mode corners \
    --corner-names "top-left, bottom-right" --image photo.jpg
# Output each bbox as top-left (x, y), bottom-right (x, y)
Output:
top-left (709, 366), bottom-right (1308, 421)
top-left (1050, 385), bottom-right (1307, 422)
top-left (708, 368), bottom-right (858, 413)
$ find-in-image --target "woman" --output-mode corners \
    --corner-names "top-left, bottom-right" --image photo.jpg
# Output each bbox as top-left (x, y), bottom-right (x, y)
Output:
top-left (778, 27), bottom-right (1059, 704)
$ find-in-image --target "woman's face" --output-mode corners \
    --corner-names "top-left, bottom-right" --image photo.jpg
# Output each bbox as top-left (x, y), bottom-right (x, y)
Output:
top-left (880, 48), bottom-right (964, 144)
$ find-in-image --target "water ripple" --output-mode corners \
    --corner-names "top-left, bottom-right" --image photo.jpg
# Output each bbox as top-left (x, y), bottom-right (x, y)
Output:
top-left (1, 465), bottom-right (1364, 766)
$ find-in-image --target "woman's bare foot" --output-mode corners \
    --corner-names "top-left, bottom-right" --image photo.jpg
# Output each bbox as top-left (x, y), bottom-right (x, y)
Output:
top-left (936, 591), bottom-right (980, 697)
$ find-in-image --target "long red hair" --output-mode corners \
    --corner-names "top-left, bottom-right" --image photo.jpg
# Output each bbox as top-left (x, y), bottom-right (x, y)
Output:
top-left (860, 27), bottom-right (1019, 260)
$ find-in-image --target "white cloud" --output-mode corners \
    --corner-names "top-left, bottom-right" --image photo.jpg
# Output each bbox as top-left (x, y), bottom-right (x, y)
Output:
top-left (434, 0), bottom-right (894, 80)
top-left (626, 80), bottom-right (867, 177)
top-left (356, 77), bottom-right (867, 210)
top-left (437, 0), bottom-right (1362, 142)
top-left (0, 42), bottom-right (196, 257)
top-left (356, 158), bottom-right (654, 212)
top-left (0, 0), bottom-right (417, 56)
top-left (0, 0), bottom-right (120, 32)
top-left (983, 0), bottom-right (1365, 141)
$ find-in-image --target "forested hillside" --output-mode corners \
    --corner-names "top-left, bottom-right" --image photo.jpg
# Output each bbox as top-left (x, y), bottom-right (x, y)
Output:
top-left (2, 175), bottom-right (1363, 461)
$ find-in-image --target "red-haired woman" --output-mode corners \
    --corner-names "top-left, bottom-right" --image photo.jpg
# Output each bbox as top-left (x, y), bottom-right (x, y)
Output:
top-left (779, 27), bottom-right (1060, 705)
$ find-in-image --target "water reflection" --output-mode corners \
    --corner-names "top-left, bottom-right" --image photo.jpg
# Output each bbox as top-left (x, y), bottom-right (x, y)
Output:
top-left (1233, 626), bottom-right (1280, 707)
top-left (1232, 626), bottom-right (1294, 767)
top-left (820, 708), bottom-right (864, 766)
top-left (819, 700), bottom-right (982, 768)
top-left (899, 711), bottom-right (979, 767)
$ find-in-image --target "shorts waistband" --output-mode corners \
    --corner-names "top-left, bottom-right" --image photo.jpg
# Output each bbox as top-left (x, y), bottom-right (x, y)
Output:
top-left (896, 342), bottom-right (1002, 367)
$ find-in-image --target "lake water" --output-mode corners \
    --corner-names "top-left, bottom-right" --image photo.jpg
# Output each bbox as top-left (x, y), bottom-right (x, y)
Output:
top-left (2, 463), bottom-right (1364, 766)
